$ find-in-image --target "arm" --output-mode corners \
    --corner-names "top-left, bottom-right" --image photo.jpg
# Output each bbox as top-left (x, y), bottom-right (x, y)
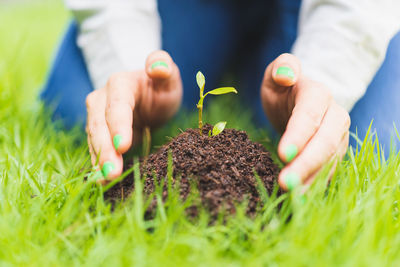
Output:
top-left (293, 0), bottom-right (400, 111)
top-left (65, 0), bottom-right (161, 88)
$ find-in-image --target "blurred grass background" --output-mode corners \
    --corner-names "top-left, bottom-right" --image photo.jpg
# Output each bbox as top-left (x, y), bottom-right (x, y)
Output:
top-left (2, 1), bottom-right (400, 266)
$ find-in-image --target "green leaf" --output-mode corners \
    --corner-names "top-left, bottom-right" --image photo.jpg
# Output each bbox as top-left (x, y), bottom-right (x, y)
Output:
top-left (196, 71), bottom-right (205, 96)
top-left (208, 130), bottom-right (212, 137)
top-left (212, 121), bottom-right (227, 136)
top-left (204, 87), bottom-right (237, 97)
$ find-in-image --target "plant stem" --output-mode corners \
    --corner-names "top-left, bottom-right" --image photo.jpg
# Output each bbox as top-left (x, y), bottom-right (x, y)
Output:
top-left (142, 126), bottom-right (151, 160)
top-left (197, 104), bottom-right (203, 134)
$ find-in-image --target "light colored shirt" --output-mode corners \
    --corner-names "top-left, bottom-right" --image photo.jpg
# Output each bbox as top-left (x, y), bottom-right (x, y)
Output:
top-left (66, 0), bottom-right (400, 111)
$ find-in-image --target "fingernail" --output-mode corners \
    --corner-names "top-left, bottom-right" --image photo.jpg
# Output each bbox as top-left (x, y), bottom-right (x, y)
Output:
top-left (284, 172), bottom-right (301, 191)
top-left (276, 66), bottom-right (295, 80)
top-left (113, 134), bottom-right (123, 150)
top-left (151, 60), bottom-right (168, 70)
top-left (101, 162), bottom-right (115, 178)
top-left (285, 144), bottom-right (298, 163)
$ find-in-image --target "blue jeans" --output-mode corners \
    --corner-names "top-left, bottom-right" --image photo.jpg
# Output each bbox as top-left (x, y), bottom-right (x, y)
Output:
top-left (41, 0), bottom-right (400, 151)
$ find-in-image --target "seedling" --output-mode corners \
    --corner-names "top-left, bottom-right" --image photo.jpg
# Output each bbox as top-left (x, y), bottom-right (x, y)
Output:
top-left (208, 121), bottom-right (227, 137)
top-left (196, 71), bottom-right (237, 135)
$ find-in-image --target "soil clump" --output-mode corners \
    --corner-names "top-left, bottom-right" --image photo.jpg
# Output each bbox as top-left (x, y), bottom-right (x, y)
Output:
top-left (105, 124), bottom-right (281, 218)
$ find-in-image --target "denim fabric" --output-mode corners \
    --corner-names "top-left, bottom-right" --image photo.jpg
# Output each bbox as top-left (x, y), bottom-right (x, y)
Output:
top-left (41, 21), bottom-right (93, 127)
top-left (349, 33), bottom-right (400, 150)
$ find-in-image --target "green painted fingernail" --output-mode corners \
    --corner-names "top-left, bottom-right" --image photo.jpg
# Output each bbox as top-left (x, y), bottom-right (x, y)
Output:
top-left (151, 61), bottom-right (168, 70)
top-left (101, 162), bottom-right (115, 178)
top-left (113, 134), bottom-right (123, 150)
top-left (285, 144), bottom-right (298, 162)
top-left (284, 172), bottom-right (301, 191)
top-left (276, 66), bottom-right (295, 79)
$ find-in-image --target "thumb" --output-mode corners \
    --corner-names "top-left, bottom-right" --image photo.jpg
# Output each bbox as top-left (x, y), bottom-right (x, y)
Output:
top-left (145, 50), bottom-right (180, 90)
top-left (140, 50), bottom-right (182, 127)
top-left (267, 53), bottom-right (302, 88)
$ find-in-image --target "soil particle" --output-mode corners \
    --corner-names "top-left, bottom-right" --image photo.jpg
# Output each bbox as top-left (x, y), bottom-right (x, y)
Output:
top-left (104, 124), bottom-right (281, 218)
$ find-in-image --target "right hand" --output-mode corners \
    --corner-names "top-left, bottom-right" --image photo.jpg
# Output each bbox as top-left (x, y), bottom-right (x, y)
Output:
top-left (86, 50), bottom-right (182, 183)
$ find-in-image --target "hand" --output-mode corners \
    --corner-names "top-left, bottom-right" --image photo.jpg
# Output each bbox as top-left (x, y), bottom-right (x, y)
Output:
top-left (85, 50), bottom-right (182, 183)
top-left (261, 53), bottom-right (350, 191)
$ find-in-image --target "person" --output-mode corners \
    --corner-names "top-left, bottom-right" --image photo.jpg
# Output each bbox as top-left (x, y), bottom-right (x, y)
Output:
top-left (41, 0), bottom-right (400, 190)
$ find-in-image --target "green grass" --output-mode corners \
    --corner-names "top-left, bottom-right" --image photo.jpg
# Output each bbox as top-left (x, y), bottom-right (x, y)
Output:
top-left (1, 2), bottom-right (400, 266)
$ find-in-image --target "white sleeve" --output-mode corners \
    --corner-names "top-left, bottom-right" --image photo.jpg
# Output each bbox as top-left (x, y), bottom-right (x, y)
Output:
top-left (292, 0), bottom-right (400, 111)
top-left (65, 0), bottom-right (161, 89)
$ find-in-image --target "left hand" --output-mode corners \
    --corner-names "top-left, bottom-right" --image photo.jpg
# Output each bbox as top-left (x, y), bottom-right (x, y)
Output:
top-left (260, 53), bottom-right (350, 191)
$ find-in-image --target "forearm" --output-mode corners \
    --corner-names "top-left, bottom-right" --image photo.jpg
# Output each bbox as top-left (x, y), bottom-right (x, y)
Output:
top-left (65, 0), bottom-right (161, 89)
top-left (293, 0), bottom-right (400, 111)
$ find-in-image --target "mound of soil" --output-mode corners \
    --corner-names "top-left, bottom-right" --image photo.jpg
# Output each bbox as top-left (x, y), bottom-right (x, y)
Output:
top-left (105, 124), bottom-right (281, 217)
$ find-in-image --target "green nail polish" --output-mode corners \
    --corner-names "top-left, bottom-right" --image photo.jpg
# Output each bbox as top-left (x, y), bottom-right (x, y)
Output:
top-left (113, 134), bottom-right (123, 150)
top-left (151, 61), bottom-right (168, 70)
top-left (284, 172), bottom-right (301, 191)
top-left (285, 144), bottom-right (298, 162)
top-left (101, 162), bottom-right (115, 178)
top-left (276, 66), bottom-right (295, 79)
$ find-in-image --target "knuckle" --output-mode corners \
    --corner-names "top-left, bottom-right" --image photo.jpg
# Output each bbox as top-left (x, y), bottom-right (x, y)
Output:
top-left (86, 118), bottom-right (101, 138)
top-left (98, 148), bottom-right (114, 163)
top-left (293, 159), bottom-right (312, 179)
top-left (105, 102), bottom-right (114, 116)
top-left (333, 104), bottom-right (351, 130)
top-left (86, 124), bottom-right (96, 138)
top-left (105, 99), bottom-right (126, 116)
top-left (85, 92), bottom-right (96, 109)
top-left (320, 136), bottom-right (339, 161)
top-left (304, 108), bottom-right (322, 130)
top-left (342, 109), bottom-right (351, 130)
top-left (325, 139), bottom-right (338, 158)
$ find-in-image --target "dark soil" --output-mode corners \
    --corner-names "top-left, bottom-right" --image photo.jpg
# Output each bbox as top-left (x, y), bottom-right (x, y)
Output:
top-left (104, 124), bottom-right (281, 218)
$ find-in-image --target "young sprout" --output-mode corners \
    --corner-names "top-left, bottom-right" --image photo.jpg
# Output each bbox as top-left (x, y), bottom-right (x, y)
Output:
top-left (196, 71), bottom-right (237, 134)
top-left (208, 121), bottom-right (227, 137)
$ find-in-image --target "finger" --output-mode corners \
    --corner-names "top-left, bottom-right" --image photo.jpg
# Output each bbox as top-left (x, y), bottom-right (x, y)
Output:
top-left (105, 73), bottom-right (136, 154)
top-left (278, 103), bottom-right (351, 191)
top-left (146, 50), bottom-right (175, 80)
top-left (145, 50), bottom-right (182, 94)
top-left (87, 135), bottom-right (104, 182)
top-left (278, 80), bottom-right (333, 163)
top-left (264, 53), bottom-right (302, 88)
top-left (86, 90), bottom-right (123, 180)
top-left (303, 131), bottom-right (349, 187)
top-left (87, 136), bottom-right (97, 166)
top-left (141, 50), bottom-right (183, 126)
